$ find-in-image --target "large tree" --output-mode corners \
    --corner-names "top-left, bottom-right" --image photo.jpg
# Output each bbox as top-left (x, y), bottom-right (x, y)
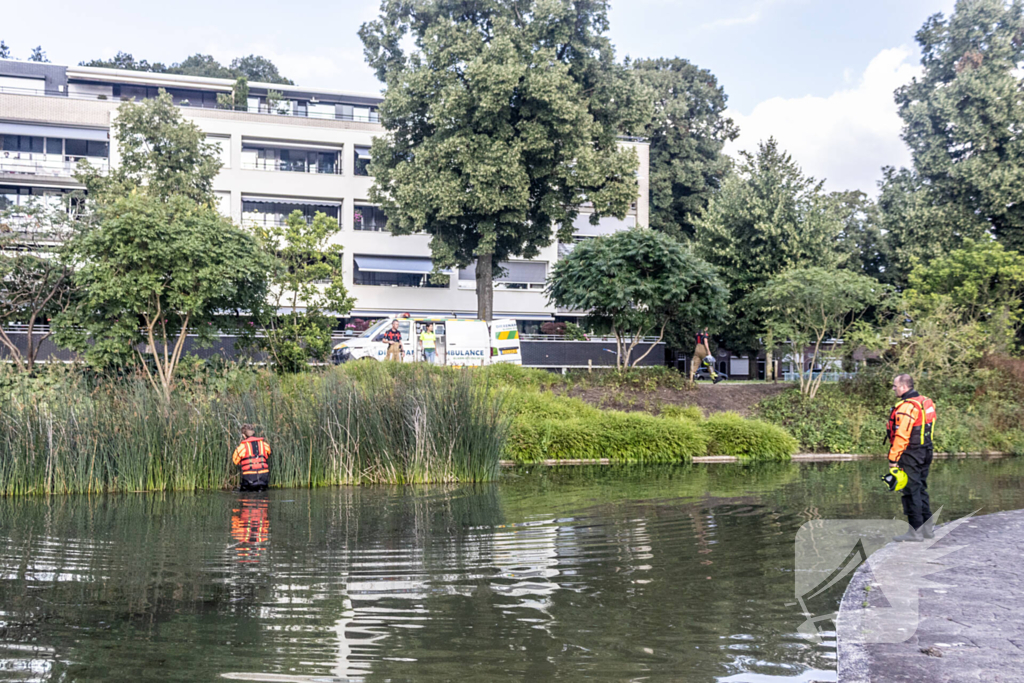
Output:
top-left (696, 138), bottom-right (845, 353)
top-left (359, 0), bottom-right (650, 320)
top-left (547, 228), bottom-right (727, 369)
top-left (876, 166), bottom-right (988, 289)
top-left (896, 0), bottom-right (1024, 251)
top-left (631, 57), bottom-right (738, 241)
top-left (62, 93), bottom-right (270, 398)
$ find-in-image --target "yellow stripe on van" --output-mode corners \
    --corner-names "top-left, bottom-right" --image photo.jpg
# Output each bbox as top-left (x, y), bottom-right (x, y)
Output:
top-left (496, 331), bottom-right (518, 340)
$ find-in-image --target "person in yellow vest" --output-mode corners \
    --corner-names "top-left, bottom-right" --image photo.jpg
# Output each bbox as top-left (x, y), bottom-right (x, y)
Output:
top-left (420, 323), bottom-right (437, 365)
top-left (232, 424), bottom-right (272, 491)
top-left (885, 374), bottom-right (937, 542)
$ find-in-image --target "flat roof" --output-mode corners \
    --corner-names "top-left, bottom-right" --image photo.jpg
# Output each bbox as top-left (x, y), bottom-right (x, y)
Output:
top-left (0, 58), bottom-right (382, 104)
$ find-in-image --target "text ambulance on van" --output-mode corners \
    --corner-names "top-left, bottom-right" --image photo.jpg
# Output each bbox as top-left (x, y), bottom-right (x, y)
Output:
top-left (331, 315), bottom-right (521, 366)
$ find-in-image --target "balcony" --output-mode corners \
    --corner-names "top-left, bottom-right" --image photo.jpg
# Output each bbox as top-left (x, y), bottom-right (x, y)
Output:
top-left (241, 147), bottom-right (341, 175)
top-left (0, 154), bottom-right (109, 179)
top-left (241, 197), bottom-right (341, 229)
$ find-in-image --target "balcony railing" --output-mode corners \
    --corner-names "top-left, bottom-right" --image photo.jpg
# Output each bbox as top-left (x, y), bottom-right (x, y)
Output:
top-left (241, 159), bottom-right (341, 174)
top-left (0, 84), bottom-right (380, 124)
top-left (0, 155), bottom-right (109, 178)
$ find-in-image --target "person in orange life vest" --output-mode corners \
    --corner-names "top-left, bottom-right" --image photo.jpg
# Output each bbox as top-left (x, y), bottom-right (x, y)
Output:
top-left (377, 320), bottom-right (404, 362)
top-left (232, 424), bottom-right (271, 491)
top-left (886, 374), bottom-right (937, 542)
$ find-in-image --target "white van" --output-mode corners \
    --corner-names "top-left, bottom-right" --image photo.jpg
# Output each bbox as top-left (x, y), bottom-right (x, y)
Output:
top-left (331, 316), bottom-right (521, 366)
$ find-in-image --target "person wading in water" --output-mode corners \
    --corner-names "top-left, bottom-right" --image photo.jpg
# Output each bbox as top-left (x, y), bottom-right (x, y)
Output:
top-left (232, 424), bottom-right (272, 491)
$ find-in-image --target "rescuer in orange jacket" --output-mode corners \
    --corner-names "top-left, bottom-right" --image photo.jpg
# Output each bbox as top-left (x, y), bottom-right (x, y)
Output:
top-left (886, 374), bottom-right (937, 542)
top-left (232, 424), bottom-right (272, 491)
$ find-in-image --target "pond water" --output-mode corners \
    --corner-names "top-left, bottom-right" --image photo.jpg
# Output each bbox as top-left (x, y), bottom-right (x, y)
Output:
top-left (2, 458), bottom-right (1023, 682)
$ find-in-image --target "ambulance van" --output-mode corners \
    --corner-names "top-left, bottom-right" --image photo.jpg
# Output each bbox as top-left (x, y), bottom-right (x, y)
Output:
top-left (331, 315), bottom-right (521, 366)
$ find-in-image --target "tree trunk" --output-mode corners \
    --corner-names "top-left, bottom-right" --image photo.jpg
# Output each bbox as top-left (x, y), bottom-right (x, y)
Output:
top-left (475, 252), bottom-right (494, 321)
top-left (765, 349), bottom-right (773, 382)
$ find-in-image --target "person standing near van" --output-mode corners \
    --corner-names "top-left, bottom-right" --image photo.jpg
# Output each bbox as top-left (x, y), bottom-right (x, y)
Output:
top-left (420, 323), bottom-right (437, 365)
top-left (380, 320), bottom-right (404, 362)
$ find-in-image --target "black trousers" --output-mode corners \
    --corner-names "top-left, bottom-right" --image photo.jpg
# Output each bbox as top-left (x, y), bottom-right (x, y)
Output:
top-left (900, 448), bottom-right (933, 529)
top-left (240, 472), bottom-right (269, 491)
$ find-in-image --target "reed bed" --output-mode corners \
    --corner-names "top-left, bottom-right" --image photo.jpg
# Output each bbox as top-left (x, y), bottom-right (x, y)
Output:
top-left (0, 365), bottom-right (506, 496)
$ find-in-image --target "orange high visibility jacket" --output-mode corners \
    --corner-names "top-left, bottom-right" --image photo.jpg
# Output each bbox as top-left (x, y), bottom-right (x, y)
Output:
top-left (232, 437), bottom-right (271, 474)
top-left (886, 393), bottom-right (936, 464)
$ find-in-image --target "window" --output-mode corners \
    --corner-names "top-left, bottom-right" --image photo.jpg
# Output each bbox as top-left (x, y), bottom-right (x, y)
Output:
top-left (353, 204), bottom-right (387, 231)
top-left (458, 261), bottom-right (547, 290)
top-left (1, 135), bottom-right (44, 153)
top-left (242, 198), bottom-right (340, 228)
top-left (353, 255), bottom-right (447, 288)
top-left (46, 138), bottom-right (62, 155)
top-left (354, 146), bottom-right (371, 176)
top-left (64, 139), bottom-right (109, 158)
top-left (336, 104), bottom-right (353, 120)
top-left (242, 146), bottom-right (339, 173)
top-left (215, 192), bottom-right (232, 218)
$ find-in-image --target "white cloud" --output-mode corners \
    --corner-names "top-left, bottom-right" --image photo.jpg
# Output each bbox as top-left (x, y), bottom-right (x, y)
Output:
top-left (700, 10), bottom-right (761, 30)
top-left (724, 46), bottom-right (921, 195)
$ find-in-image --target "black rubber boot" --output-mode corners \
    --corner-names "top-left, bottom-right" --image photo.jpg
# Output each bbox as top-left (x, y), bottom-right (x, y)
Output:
top-left (713, 376), bottom-right (723, 384)
top-left (893, 527), bottom-right (924, 543)
top-left (921, 520), bottom-right (935, 540)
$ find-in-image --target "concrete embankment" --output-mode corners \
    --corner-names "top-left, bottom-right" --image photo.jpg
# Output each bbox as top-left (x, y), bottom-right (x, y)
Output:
top-left (837, 508), bottom-right (1024, 682)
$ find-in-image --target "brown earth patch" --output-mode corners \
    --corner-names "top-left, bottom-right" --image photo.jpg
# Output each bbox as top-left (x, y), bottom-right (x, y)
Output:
top-left (562, 382), bottom-right (791, 417)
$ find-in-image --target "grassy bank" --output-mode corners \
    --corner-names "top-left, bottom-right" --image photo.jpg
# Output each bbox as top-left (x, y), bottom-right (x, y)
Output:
top-left (756, 366), bottom-right (1024, 456)
top-left (0, 363), bottom-right (798, 496)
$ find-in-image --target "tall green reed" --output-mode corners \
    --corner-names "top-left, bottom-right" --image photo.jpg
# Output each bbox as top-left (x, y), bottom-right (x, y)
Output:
top-left (0, 365), bottom-right (507, 496)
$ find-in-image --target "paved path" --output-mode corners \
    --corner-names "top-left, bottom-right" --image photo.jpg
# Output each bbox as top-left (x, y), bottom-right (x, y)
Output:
top-left (837, 508), bottom-right (1024, 682)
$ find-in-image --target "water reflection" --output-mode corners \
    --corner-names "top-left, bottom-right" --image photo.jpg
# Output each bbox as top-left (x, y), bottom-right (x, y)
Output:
top-left (230, 495), bottom-right (271, 565)
top-left (0, 459), bottom-right (1022, 682)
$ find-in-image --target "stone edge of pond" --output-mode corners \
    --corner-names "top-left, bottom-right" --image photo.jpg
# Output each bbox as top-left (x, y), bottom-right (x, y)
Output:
top-left (499, 452), bottom-right (1011, 466)
top-left (836, 508), bottom-right (1024, 682)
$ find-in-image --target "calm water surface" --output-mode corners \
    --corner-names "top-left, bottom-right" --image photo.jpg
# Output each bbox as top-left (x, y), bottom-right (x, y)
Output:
top-left (2, 458), bottom-right (1023, 682)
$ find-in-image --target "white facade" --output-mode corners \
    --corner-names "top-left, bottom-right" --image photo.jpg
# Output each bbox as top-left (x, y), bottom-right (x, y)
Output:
top-left (1, 59), bottom-right (649, 322)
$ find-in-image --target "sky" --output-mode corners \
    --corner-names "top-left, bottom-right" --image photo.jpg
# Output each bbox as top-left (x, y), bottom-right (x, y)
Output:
top-left (2, 0), bottom-right (957, 195)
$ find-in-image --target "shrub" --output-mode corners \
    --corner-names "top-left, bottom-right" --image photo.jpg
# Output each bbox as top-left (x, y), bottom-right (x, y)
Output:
top-left (661, 405), bottom-right (704, 422)
top-left (699, 412), bottom-right (797, 460)
top-left (506, 411), bottom-right (710, 464)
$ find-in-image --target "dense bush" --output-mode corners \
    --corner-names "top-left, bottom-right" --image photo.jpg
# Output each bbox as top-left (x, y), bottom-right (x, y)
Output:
top-left (699, 412), bottom-right (798, 461)
top-left (504, 388), bottom-right (795, 463)
top-left (756, 369), bottom-right (1024, 455)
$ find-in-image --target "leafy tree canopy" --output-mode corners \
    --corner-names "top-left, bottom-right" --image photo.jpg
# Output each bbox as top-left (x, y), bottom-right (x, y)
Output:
top-left (79, 51), bottom-right (293, 84)
top-left (697, 138), bottom-right (846, 351)
top-left (60, 95), bottom-right (270, 398)
top-left (631, 57), bottom-right (738, 241)
top-left (897, 0), bottom-right (1024, 250)
top-left (750, 267), bottom-right (892, 398)
top-left (876, 166), bottom-right (989, 289)
top-left (252, 210), bottom-right (354, 372)
top-left (78, 91), bottom-right (222, 204)
top-left (28, 46), bottom-right (48, 62)
top-left (0, 40), bottom-right (12, 59)
top-left (547, 228), bottom-right (727, 368)
top-left (359, 0), bottom-right (650, 320)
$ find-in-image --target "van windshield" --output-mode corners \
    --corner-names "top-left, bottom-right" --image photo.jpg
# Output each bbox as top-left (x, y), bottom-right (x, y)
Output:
top-left (359, 319), bottom-right (392, 339)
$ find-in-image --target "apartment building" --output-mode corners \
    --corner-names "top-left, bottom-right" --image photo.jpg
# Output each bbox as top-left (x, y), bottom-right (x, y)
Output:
top-left (0, 59), bottom-right (649, 326)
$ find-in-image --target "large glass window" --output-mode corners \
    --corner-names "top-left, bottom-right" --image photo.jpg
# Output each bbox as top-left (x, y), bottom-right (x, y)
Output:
top-left (64, 139), bottom-right (109, 158)
top-left (242, 146), bottom-right (339, 174)
top-left (242, 199), bottom-right (340, 228)
top-left (1, 135), bottom-right (44, 153)
top-left (458, 260), bottom-right (547, 290)
top-left (353, 204), bottom-right (387, 231)
top-left (353, 255), bottom-right (447, 288)
top-left (354, 146), bottom-right (371, 176)
top-left (46, 138), bottom-right (62, 155)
